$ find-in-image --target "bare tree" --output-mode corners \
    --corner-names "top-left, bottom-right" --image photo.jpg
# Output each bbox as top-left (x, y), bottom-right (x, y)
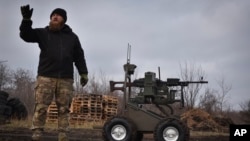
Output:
top-left (239, 99), bottom-right (250, 123)
top-left (0, 63), bottom-right (11, 91)
top-left (199, 87), bottom-right (219, 114)
top-left (74, 69), bottom-right (111, 95)
top-left (179, 61), bottom-right (206, 109)
top-left (216, 75), bottom-right (232, 113)
top-left (11, 68), bottom-right (35, 115)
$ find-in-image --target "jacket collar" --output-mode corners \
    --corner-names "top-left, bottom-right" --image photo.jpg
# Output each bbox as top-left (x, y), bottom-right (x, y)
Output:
top-left (46, 24), bottom-right (72, 33)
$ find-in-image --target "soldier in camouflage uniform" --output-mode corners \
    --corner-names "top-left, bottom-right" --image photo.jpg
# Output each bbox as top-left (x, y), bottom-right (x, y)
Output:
top-left (19, 5), bottom-right (88, 141)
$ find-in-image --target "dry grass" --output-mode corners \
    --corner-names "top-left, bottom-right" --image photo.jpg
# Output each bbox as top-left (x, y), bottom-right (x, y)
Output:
top-left (1, 118), bottom-right (104, 131)
top-left (191, 131), bottom-right (229, 137)
top-left (1, 119), bottom-right (32, 131)
top-left (2, 119), bottom-right (229, 137)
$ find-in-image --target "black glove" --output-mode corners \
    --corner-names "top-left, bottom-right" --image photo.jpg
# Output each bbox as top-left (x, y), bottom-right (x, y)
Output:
top-left (80, 74), bottom-right (88, 87)
top-left (20, 5), bottom-right (33, 20)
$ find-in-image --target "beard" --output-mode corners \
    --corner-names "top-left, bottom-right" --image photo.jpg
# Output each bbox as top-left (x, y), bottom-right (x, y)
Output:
top-left (49, 20), bottom-right (64, 31)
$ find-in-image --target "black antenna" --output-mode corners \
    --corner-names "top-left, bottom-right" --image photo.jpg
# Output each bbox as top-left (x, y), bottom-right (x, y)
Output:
top-left (127, 43), bottom-right (131, 64)
top-left (158, 66), bottom-right (161, 81)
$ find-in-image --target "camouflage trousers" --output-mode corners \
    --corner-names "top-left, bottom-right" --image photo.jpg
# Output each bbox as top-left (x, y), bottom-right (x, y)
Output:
top-left (31, 76), bottom-right (73, 132)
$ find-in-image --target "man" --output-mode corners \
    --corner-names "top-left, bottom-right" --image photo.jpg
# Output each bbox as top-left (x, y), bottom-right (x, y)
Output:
top-left (19, 5), bottom-right (88, 141)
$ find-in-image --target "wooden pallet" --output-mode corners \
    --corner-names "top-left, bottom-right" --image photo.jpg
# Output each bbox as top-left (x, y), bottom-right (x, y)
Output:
top-left (46, 101), bottom-right (58, 123)
top-left (46, 94), bottom-right (118, 123)
top-left (102, 95), bottom-right (118, 120)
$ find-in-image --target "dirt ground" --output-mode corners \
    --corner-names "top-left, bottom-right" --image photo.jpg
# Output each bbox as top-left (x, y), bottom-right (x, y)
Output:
top-left (0, 108), bottom-right (231, 141)
top-left (0, 127), bottom-right (229, 141)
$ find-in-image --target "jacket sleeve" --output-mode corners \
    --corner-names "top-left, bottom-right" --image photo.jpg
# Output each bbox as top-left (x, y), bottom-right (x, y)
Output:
top-left (74, 36), bottom-right (88, 75)
top-left (19, 19), bottom-right (39, 42)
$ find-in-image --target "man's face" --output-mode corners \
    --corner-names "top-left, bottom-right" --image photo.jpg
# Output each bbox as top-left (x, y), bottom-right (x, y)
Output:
top-left (50, 13), bottom-right (64, 24)
top-left (49, 13), bottom-right (65, 31)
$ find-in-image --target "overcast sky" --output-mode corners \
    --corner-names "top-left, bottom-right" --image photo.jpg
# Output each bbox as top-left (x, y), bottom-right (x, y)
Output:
top-left (1, 0), bottom-right (249, 110)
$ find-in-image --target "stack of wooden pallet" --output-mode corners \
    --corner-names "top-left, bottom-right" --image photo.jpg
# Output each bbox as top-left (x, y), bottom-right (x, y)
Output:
top-left (70, 94), bottom-right (89, 124)
top-left (88, 94), bottom-right (103, 121)
top-left (46, 94), bottom-right (118, 124)
top-left (102, 95), bottom-right (118, 121)
top-left (46, 101), bottom-right (58, 123)
top-left (69, 94), bottom-right (103, 124)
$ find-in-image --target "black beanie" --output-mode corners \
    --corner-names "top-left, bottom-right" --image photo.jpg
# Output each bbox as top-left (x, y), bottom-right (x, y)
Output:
top-left (50, 8), bottom-right (67, 22)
